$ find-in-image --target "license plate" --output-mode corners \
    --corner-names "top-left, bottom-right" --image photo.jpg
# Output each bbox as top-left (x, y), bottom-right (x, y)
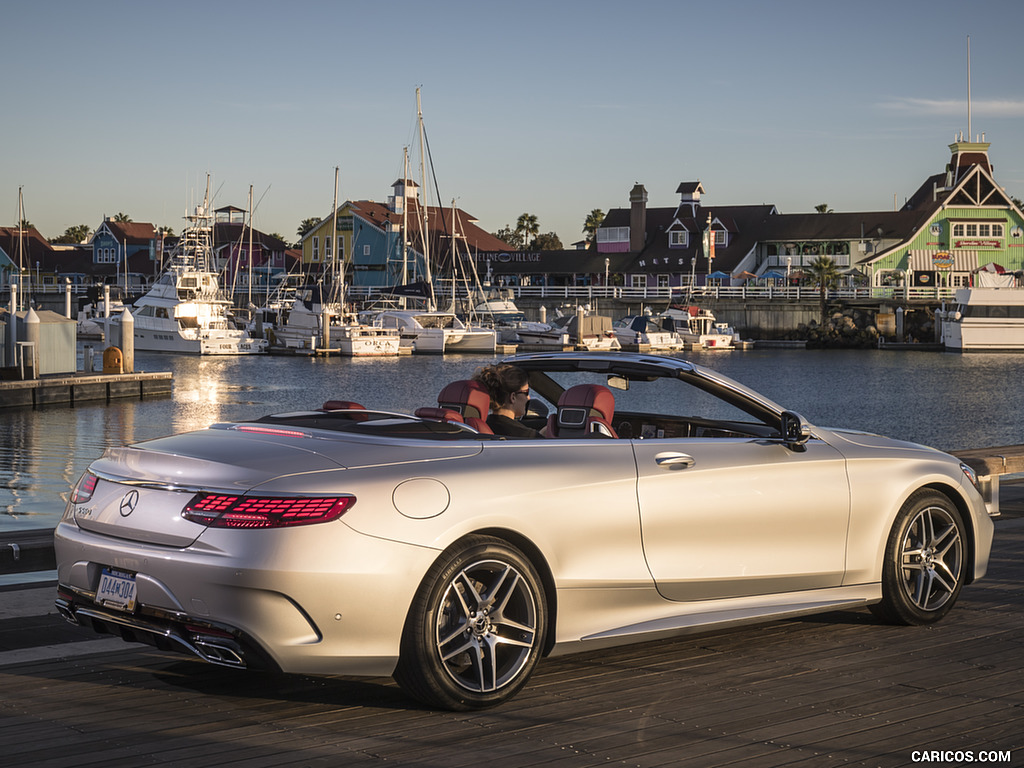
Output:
top-left (97, 568), bottom-right (137, 612)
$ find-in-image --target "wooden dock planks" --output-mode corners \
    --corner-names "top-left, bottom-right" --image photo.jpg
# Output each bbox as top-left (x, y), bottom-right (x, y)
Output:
top-left (0, 517), bottom-right (1020, 767)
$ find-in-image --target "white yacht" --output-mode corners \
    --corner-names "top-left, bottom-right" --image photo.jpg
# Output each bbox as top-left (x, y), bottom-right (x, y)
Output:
top-left (517, 313), bottom-right (621, 351)
top-left (941, 287), bottom-right (1024, 351)
top-left (255, 288), bottom-right (400, 357)
top-left (612, 314), bottom-right (686, 351)
top-left (372, 309), bottom-right (496, 354)
top-left (122, 200), bottom-right (267, 355)
top-left (659, 306), bottom-right (738, 349)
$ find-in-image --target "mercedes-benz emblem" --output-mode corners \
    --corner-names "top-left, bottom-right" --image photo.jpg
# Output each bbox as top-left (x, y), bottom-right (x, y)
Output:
top-left (119, 490), bottom-right (140, 517)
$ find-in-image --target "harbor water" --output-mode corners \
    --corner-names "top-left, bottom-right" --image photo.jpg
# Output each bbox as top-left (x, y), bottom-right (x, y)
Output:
top-left (3, 347), bottom-right (1023, 534)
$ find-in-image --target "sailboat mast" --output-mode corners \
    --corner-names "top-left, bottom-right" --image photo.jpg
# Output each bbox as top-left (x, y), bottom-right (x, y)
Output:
top-left (401, 148), bottom-right (409, 310)
top-left (247, 184), bottom-right (254, 309)
top-left (16, 186), bottom-right (25, 311)
top-left (331, 166), bottom-right (341, 307)
top-left (416, 88), bottom-right (436, 309)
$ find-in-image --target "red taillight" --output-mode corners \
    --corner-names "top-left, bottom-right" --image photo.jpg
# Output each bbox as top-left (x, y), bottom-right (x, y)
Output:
top-left (71, 473), bottom-right (99, 504)
top-left (182, 493), bottom-right (355, 529)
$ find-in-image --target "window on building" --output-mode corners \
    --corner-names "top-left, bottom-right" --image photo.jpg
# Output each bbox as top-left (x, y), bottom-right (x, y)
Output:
top-left (324, 236), bottom-right (332, 259)
top-left (630, 274), bottom-right (647, 288)
top-left (597, 227), bottom-right (629, 243)
top-left (657, 274), bottom-right (670, 288)
top-left (669, 231), bottom-right (687, 248)
top-left (993, 223), bottom-right (1004, 237)
top-left (363, 244), bottom-right (371, 257)
top-left (312, 237), bottom-right (320, 261)
top-left (337, 236), bottom-right (345, 259)
top-left (714, 230), bottom-right (727, 246)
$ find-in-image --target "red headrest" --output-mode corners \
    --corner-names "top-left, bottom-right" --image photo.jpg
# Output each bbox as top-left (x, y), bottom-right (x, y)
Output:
top-left (557, 384), bottom-right (615, 422)
top-left (437, 380), bottom-right (492, 420)
top-left (415, 406), bottom-right (465, 424)
top-left (321, 400), bottom-right (368, 421)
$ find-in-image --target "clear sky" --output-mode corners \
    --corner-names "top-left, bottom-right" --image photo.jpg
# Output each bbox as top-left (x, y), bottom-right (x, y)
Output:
top-left (4, 0), bottom-right (1023, 246)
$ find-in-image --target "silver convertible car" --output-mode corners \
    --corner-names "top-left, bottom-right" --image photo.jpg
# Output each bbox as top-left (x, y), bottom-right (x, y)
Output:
top-left (55, 352), bottom-right (995, 710)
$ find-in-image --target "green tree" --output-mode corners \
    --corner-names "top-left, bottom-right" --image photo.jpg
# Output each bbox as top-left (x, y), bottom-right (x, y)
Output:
top-left (492, 225), bottom-right (519, 249)
top-left (814, 203), bottom-right (833, 214)
top-left (157, 225), bottom-right (175, 237)
top-left (807, 255), bottom-right (841, 326)
top-left (296, 217), bottom-right (320, 242)
top-left (583, 209), bottom-right (605, 246)
top-left (51, 224), bottom-right (92, 244)
top-left (533, 232), bottom-right (563, 251)
top-left (516, 213), bottom-right (539, 250)
top-left (113, 212), bottom-right (133, 223)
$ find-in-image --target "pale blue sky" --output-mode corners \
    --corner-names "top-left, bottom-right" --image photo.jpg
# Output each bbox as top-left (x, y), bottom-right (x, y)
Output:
top-left (4, 0), bottom-right (1023, 245)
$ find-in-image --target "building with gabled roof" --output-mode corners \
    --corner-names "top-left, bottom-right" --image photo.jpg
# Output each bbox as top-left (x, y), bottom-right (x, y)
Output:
top-left (863, 138), bottom-right (1024, 288)
top-left (300, 178), bottom-right (512, 289)
top-left (596, 182), bottom-right (777, 288)
top-left (90, 218), bottom-right (160, 287)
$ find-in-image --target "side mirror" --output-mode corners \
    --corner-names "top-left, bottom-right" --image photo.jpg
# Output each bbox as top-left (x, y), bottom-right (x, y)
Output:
top-left (780, 411), bottom-right (811, 452)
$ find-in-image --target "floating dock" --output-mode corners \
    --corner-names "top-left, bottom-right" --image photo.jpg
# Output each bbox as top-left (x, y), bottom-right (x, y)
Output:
top-left (0, 371), bottom-right (173, 409)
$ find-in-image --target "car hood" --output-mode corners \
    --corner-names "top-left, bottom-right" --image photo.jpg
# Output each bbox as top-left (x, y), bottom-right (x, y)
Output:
top-left (820, 427), bottom-right (947, 457)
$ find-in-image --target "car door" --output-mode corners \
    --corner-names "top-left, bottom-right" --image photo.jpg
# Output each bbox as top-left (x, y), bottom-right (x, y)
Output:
top-left (632, 436), bottom-right (850, 602)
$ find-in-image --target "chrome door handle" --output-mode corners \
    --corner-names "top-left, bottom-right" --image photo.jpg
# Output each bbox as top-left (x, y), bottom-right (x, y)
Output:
top-left (654, 452), bottom-right (695, 469)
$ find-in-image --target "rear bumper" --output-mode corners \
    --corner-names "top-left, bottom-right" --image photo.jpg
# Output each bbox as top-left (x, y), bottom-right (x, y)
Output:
top-left (56, 587), bottom-right (276, 670)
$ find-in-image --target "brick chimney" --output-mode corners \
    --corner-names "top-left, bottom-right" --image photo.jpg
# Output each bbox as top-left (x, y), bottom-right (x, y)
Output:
top-left (629, 183), bottom-right (647, 252)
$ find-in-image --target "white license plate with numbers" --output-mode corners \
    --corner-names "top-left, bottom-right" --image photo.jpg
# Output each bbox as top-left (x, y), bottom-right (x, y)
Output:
top-left (97, 568), bottom-right (137, 611)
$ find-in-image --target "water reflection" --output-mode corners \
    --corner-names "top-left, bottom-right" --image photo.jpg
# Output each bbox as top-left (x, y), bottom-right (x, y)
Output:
top-left (2, 347), bottom-right (1023, 532)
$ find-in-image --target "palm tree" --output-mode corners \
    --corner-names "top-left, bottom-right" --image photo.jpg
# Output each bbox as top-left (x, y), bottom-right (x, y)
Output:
top-left (807, 255), bottom-right (841, 326)
top-left (516, 213), bottom-right (539, 250)
top-left (113, 212), bottom-right (133, 223)
top-left (814, 203), bottom-right (833, 214)
top-left (583, 209), bottom-right (605, 246)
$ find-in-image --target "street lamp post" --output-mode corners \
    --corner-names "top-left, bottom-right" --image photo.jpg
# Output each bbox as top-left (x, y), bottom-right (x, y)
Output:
top-left (604, 258), bottom-right (609, 293)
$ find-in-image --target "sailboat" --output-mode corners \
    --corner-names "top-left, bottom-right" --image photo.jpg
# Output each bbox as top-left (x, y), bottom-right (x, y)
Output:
top-left (368, 90), bottom-right (496, 354)
top-left (119, 178), bottom-right (268, 355)
top-left (256, 168), bottom-right (400, 357)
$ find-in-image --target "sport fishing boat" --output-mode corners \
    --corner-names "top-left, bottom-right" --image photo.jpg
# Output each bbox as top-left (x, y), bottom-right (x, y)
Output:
top-left (119, 191), bottom-right (267, 355)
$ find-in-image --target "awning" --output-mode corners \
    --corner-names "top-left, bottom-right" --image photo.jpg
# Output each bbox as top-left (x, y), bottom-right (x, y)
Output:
top-left (707, 270), bottom-right (730, 279)
top-left (761, 270), bottom-right (785, 280)
top-left (907, 249), bottom-right (977, 271)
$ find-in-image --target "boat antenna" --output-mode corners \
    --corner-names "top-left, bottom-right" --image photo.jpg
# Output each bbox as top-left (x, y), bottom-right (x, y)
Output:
top-left (967, 35), bottom-right (972, 141)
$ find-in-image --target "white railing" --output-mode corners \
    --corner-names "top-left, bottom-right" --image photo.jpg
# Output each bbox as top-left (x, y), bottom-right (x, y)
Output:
top-left (341, 284), bottom-right (958, 303)
top-left (4, 280), bottom-right (958, 305)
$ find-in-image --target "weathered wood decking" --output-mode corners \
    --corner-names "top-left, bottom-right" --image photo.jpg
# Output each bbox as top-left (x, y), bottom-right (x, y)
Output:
top-left (1, 514), bottom-right (1020, 767)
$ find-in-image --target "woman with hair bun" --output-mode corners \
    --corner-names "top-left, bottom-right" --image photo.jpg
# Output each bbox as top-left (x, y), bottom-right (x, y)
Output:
top-left (472, 363), bottom-right (543, 438)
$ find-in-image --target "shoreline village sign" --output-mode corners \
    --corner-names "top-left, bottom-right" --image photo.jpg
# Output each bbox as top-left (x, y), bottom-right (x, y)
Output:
top-left (474, 252), bottom-right (543, 263)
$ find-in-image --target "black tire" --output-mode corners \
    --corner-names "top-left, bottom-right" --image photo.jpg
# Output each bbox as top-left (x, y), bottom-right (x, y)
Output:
top-left (394, 535), bottom-right (547, 710)
top-left (870, 490), bottom-right (966, 625)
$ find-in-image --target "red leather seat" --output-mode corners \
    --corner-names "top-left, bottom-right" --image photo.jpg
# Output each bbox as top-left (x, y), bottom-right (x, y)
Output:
top-left (436, 380), bottom-right (494, 434)
top-left (548, 384), bottom-right (618, 438)
top-left (321, 400), bottom-right (369, 421)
